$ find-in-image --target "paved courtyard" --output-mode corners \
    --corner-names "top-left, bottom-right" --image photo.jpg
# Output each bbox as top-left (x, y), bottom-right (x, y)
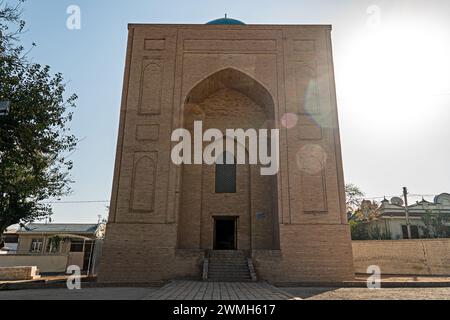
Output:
top-left (146, 281), bottom-right (294, 300)
top-left (0, 281), bottom-right (449, 300)
top-left (283, 287), bottom-right (450, 300)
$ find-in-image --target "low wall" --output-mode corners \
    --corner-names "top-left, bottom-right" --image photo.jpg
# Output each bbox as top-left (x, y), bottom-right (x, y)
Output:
top-left (0, 266), bottom-right (39, 281)
top-left (0, 255), bottom-right (68, 273)
top-left (353, 239), bottom-right (450, 276)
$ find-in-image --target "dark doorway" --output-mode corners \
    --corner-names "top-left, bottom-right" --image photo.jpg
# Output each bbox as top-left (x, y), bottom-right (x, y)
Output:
top-left (214, 218), bottom-right (237, 250)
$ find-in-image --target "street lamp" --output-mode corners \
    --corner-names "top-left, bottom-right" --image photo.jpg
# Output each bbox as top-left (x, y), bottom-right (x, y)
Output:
top-left (0, 100), bottom-right (10, 116)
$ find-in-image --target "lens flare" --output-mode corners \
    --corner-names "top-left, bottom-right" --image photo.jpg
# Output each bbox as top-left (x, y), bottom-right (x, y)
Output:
top-left (296, 144), bottom-right (327, 175)
top-left (280, 113), bottom-right (298, 129)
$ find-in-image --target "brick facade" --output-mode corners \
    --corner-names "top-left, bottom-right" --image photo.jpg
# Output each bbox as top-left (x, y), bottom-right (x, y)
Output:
top-left (98, 23), bottom-right (354, 284)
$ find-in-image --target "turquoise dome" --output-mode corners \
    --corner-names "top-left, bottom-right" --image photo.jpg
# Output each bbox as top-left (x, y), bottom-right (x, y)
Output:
top-left (206, 17), bottom-right (245, 25)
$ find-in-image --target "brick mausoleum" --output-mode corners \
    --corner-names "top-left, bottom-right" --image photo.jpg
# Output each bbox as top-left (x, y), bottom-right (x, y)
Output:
top-left (98, 17), bottom-right (354, 284)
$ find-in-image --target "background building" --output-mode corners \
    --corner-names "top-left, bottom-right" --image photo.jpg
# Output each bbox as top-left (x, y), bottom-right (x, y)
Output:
top-left (0, 223), bottom-right (104, 274)
top-left (366, 193), bottom-right (450, 240)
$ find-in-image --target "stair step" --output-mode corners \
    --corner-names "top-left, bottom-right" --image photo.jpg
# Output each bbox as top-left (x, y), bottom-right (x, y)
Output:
top-left (208, 277), bottom-right (251, 280)
top-left (208, 278), bottom-right (252, 281)
top-left (209, 266), bottom-right (249, 270)
top-left (206, 250), bottom-right (254, 281)
top-left (209, 266), bottom-right (248, 268)
top-left (208, 273), bottom-right (251, 279)
top-left (210, 262), bottom-right (247, 265)
top-left (210, 256), bottom-right (247, 258)
top-left (209, 255), bottom-right (247, 258)
top-left (209, 257), bottom-right (247, 260)
top-left (209, 252), bottom-right (247, 257)
top-left (210, 260), bottom-right (247, 263)
top-left (209, 275), bottom-right (250, 278)
top-left (209, 260), bottom-right (247, 265)
top-left (209, 260), bottom-right (248, 263)
top-left (210, 266), bottom-right (247, 268)
top-left (209, 270), bottom-right (249, 272)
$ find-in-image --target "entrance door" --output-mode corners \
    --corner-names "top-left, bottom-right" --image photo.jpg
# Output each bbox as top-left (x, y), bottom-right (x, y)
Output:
top-left (214, 217), bottom-right (237, 250)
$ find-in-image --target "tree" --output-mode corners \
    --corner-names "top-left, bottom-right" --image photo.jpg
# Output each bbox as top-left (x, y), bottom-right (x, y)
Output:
top-left (349, 203), bottom-right (389, 240)
top-left (421, 209), bottom-right (450, 239)
top-left (0, 0), bottom-right (77, 245)
top-left (349, 220), bottom-right (369, 240)
top-left (347, 189), bottom-right (386, 240)
top-left (356, 200), bottom-right (381, 221)
top-left (345, 183), bottom-right (365, 219)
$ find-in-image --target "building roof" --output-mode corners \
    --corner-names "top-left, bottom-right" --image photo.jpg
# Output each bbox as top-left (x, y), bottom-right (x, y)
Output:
top-left (17, 223), bottom-right (99, 235)
top-left (3, 226), bottom-right (18, 234)
top-left (206, 16), bottom-right (245, 25)
top-left (359, 193), bottom-right (450, 221)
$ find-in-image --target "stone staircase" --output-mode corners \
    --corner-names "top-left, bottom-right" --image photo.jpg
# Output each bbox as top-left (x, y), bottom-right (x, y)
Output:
top-left (205, 250), bottom-right (256, 282)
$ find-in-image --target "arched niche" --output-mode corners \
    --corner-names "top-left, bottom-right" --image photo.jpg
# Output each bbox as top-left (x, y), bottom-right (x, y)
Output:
top-left (177, 67), bottom-right (280, 251)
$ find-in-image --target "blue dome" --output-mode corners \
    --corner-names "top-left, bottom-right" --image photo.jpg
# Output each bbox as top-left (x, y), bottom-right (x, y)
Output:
top-left (206, 17), bottom-right (245, 25)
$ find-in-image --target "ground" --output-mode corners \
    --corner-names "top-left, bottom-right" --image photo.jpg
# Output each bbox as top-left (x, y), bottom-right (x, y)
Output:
top-left (0, 281), bottom-right (449, 300)
top-left (283, 287), bottom-right (450, 300)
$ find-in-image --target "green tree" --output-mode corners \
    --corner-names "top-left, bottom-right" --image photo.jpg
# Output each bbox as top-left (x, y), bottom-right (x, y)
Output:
top-left (357, 200), bottom-right (381, 221)
top-left (0, 0), bottom-right (77, 245)
top-left (348, 197), bottom-right (384, 240)
top-left (421, 209), bottom-right (450, 239)
top-left (349, 220), bottom-right (369, 240)
top-left (368, 224), bottom-right (391, 240)
top-left (345, 183), bottom-right (365, 219)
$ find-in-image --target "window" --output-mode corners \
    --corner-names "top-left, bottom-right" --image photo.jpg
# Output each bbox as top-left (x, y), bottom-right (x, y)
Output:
top-left (46, 238), bottom-right (61, 254)
top-left (70, 240), bottom-right (84, 252)
top-left (215, 152), bottom-right (236, 193)
top-left (401, 225), bottom-right (420, 239)
top-left (30, 238), bottom-right (43, 253)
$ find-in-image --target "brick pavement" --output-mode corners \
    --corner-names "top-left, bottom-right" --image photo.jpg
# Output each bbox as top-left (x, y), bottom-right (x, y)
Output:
top-left (145, 281), bottom-right (296, 300)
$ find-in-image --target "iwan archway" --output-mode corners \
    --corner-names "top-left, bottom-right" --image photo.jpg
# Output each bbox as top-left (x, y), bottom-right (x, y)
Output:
top-left (177, 68), bottom-right (280, 252)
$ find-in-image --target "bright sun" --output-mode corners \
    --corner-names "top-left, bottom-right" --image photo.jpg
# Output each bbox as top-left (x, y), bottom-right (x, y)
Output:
top-left (338, 14), bottom-right (450, 131)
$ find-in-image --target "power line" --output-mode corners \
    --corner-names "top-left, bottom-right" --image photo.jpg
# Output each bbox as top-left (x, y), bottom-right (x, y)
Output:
top-left (41, 192), bottom-right (441, 204)
top-left (43, 194), bottom-right (439, 204)
top-left (354, 194), bottom-right (438, 201)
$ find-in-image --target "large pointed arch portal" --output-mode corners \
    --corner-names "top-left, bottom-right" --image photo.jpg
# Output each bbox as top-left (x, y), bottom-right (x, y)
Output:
top-left (184, 68), bottom-right (275, 120)
top-left (177, 67), bottom-right (280, 251)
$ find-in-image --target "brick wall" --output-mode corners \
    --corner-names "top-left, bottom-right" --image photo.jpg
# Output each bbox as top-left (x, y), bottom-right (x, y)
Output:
top-left (353, 239), bottom-right (450, 275)
top-left (97, 223), bottom-right (204, 283)
top-left (253, 224), bottom-right (354, 284)
top-left (0, 266), bottom-right (39, 281)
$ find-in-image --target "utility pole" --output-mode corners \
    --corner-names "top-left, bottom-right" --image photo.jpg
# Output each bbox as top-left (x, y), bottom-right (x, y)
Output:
top-left (403, 187), bottom-right (412, 239)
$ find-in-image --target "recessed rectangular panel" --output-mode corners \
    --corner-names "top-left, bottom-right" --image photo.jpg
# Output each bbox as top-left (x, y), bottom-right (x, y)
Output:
top-left (144, 39), bottom-right (166, 50)
top-left (138, 60), bottom-right (163, 115)
top-left (183, 39), bottom-right (277, 52)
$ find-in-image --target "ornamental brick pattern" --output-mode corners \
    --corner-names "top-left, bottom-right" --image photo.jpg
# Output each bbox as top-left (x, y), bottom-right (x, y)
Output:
top-left (98, 23), bottom-right (354, 284)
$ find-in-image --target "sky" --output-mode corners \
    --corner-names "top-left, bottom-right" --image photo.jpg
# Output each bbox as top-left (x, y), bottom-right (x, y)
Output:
top-left (10, 0), bottom-right (450, 223)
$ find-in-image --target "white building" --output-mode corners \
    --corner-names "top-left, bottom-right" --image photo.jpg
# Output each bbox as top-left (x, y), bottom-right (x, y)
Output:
top-left (367, 193), bottom-right (450, 240)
